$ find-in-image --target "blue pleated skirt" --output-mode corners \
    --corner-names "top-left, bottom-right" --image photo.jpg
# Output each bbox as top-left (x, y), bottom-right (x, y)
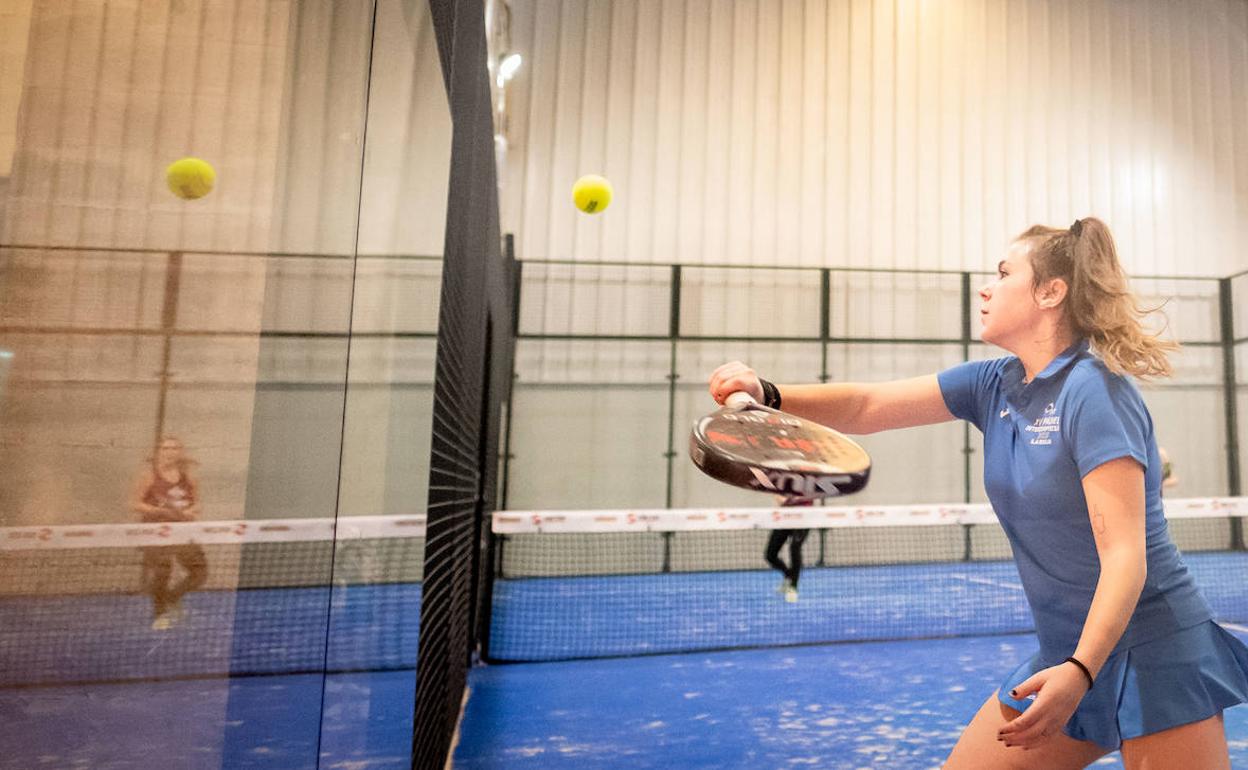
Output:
top-left (997, 621), bottom-right (1248, 750)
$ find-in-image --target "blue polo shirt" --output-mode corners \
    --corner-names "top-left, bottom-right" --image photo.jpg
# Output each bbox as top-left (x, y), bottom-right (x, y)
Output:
top-left (938, 340), bottom-right (1212, 663)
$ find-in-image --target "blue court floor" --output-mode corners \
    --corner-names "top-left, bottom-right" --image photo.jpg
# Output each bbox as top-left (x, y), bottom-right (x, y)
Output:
top-left (0, 671), bottom-right (416, 769)
top-left (4, 630), bottom-right (1246, 768)
top-left (456, 630), bottom-right (1248, 769)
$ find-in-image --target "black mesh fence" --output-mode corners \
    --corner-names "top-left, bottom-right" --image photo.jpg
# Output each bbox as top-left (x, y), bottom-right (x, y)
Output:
top-left (412, 1), bottom-right (515, 767)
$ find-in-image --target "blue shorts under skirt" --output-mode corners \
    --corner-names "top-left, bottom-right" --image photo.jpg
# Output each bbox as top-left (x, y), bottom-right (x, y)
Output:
top-left (997, 621), bottom-right (1248, 750)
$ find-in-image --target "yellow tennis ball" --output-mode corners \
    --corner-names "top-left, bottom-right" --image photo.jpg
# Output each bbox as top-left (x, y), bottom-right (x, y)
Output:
top-left (572, 174), bottom-right (612, 214)
top-left (166, 157), bottom-right (216, 200)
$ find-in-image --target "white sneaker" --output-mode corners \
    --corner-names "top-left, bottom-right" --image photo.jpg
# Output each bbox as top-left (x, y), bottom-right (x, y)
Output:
top-left (151, 615), bottom-right (173, 631)
top-left (776, 579), bottom-right (790, 594)
top-left (170, 601), bottom-right (187, 624)
top-left (784, 586), bottom-right (799, 603)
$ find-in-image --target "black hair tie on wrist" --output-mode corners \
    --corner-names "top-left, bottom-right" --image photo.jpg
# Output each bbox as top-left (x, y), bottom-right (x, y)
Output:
top-left (759, 378), bottom-right (782, 411)
top-left (1065, 656), bottom-right (1095, 690)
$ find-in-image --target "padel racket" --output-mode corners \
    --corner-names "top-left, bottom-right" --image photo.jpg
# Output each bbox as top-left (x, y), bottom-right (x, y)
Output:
top-left (690, 392), bottom-right (871, 498)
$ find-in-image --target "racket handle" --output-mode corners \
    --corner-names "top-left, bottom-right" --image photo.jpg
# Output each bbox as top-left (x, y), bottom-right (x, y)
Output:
top-left (725, 391), bottom-right (757, 407)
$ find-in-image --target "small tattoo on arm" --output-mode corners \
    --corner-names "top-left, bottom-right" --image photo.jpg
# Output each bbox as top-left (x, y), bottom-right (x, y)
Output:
top-left (1092, 511), bottom-right (1107, 535)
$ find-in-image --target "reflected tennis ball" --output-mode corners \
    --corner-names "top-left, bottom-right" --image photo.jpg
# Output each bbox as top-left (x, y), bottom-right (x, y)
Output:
top-left (166, 157), bottom-right (216, 200)
top-left (572, 174), bottom-right (612, 214)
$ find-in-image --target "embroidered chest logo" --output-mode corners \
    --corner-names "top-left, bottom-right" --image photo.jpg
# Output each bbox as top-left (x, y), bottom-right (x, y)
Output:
top-left (1025, 402), bottom-right (1060, 445)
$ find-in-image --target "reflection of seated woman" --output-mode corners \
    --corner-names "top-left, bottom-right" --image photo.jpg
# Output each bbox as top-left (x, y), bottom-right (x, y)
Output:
top-left (128, 436), bottom-right (208, 630)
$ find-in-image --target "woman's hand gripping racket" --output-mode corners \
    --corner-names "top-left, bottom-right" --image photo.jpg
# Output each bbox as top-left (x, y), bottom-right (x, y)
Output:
top-left (690, 376), bottom-right (871, 499)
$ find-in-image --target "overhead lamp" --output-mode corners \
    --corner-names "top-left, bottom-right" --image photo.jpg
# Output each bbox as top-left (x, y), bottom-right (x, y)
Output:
top-left (497, 52), bottom-right (522, 87)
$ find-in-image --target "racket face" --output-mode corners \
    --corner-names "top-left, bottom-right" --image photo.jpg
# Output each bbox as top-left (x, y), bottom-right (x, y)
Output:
top-left (690, 401), bottom-right (871, 498)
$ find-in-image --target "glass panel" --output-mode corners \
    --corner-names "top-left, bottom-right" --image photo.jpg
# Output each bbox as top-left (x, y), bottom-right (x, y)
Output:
top-left (323, 0), bottom-right (450, 762)
top-left (1139, 345), bottom-right (1226, 498)
top-left (1130, 278), bottom-right (1220, 344)
top-left (507, 339), bottom-right (671, 509)
top-left (351, 257), bottom-right (442, 335)
top-left (519, 263), bottom-right (671, 337)
top-left (680, 266), bottom-right (822, 339)
top-left (0, 0), bottom-right (445, 767)
top-left (830, 270), bottom-right (964, 340)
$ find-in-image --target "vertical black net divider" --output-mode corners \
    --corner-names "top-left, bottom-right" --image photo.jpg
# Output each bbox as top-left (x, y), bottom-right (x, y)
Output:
top-left (411, 1), bottom-right (508, 767)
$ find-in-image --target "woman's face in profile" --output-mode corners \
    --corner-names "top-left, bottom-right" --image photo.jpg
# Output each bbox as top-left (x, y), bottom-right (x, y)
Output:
top-left (978, 240), bottom-right (1044, 349)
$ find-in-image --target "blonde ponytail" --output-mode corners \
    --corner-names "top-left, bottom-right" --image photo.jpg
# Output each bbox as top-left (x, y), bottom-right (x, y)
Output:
top-left (1017, 218), bottom-right (1177, 378)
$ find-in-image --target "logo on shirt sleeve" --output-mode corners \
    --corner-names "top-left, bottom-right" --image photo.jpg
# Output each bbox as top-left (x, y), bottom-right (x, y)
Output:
top-left (1025, 402), bottom-right (1060, 445)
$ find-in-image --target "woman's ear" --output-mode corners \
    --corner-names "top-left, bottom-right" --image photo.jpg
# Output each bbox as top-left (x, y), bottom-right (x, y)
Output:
top-left (1036, 277), bottom-right (1068, 309)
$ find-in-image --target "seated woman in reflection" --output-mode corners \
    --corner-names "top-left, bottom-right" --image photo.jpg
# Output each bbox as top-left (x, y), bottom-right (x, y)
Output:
top-left (129, 436), bottom-right (208, 631)
top-left (764, 495), bottom-right (813, 603)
